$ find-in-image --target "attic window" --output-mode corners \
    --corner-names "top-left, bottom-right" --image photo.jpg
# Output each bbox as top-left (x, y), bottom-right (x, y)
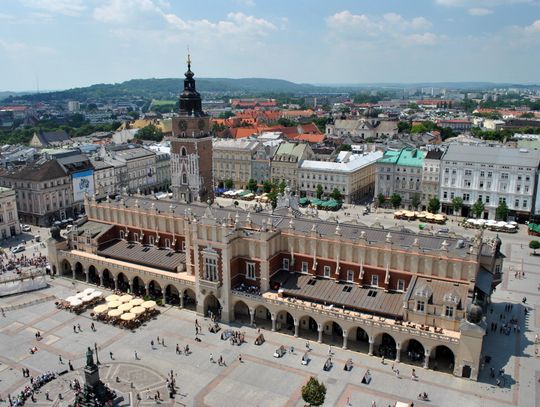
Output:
top-left (342, 286), bottom-right (352, 293)
top-left (307, 279), bottom-right (317, 286)
top-left (367, 290), bottom-right (378, 298)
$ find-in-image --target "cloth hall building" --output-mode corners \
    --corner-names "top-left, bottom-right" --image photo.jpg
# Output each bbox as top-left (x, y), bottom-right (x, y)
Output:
top-left (48, 193), bottom-right (500, 381)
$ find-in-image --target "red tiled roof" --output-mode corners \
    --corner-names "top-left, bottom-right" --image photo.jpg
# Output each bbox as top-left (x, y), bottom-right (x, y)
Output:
top-left (287, 133), bottom-right (325, 143)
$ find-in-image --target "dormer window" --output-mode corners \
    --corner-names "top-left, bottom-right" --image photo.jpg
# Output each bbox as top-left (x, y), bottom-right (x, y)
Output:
top-left (444, 305), bottom-right (454, 318)
top-left (416, 300), bottom-right (425, 312)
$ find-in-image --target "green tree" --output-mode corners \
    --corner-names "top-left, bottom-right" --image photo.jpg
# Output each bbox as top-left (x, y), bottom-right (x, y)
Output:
top-left (452, 197), bottom-right (463, 216)
top-left (278, 180), bottom-right (287, 194)
top-left (377, 193), bottom-right (386, 208)
top-left (390, 193), bottom-right (402, 209)
top-left (224, 179), bottom-right (234, 189)
top-left (267, 190), bottom-right (278, 209)
top-left (262, 180), bottom-right (273, 193)
top-left (495, 200), bottom-right (509, 221)
top-left (411, 193), bottom-right (421, 210)
top-left (398, 121), bottom-right (411, 133)
top-left (246, 178), bottom-right (257, 192)
top-left (330, 188), bottom-right (343, 202)
top-left (529, 240), bottom-right (540, 255)
top-left (277, 117), bottom-right (296, 127)
top-left (135, 124), bottom-right (163, 142)
top-left (316, 184), bottom-right (324, 199)
top-left (428, 197), bottom-right (440, 214)
top-left (301, 377), bottom-right (326, 407)
top-left (471, 199), bottom-right (485, 218)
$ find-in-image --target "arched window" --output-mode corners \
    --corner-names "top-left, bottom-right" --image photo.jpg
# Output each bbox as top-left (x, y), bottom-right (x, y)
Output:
top-left (181, 147), bottom-right (187, 156)
top-left (182, 173), bottom-right (188, 184)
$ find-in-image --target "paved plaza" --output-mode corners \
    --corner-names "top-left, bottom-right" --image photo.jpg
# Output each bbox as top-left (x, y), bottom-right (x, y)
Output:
top-left (0, 219), bottom-right (539, 406)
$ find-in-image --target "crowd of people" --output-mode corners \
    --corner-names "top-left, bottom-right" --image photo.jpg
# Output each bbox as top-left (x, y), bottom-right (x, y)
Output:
top-left (7, 372), bottom-right (56, 406)
top-left (0, 252), bottom-right (48, 276)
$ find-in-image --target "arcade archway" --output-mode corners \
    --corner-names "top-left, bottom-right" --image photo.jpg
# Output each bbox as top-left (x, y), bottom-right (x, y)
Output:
top-left (183, 288), bottom-right (197, 311)
top-left (203, 294), bottom-right (221, 319)
top-left (148, 280), bottom-right (162, 300)
top-left (430, 345), bottom-right (455, 373)
top-left (275, 310), bottom-right (295, 335)
top-left (117, 272), bottom-right (129, 292)
top-left (401, 338), bottom-right (425, 366)
top-left (132, 276), bottom-right (146, 296)
top-left (348, 326), bottom-right (370, 354)
top-left (375, 332), bottom-right (397, 359)
top-left (233, 301), bottom-right (250, 324)
top-left (253, 305), bottom-right (272, 329)
top-left (165, 285), bottom-right (180, 305)
top-left (74, 262), bottom-right (85, 281)
top-left (102, 269), bottom-right (114, 289)
top-left (88, 265), bottom-right (98, 285)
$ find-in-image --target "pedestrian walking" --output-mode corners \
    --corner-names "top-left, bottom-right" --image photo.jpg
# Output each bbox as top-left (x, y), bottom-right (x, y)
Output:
top-left (59, 355), bottom-right (63, 364)
top-left (91, 322), bottom-right (95, 331)
top-left (77, 323), bottom-right (81, 332)
top-left (238, 354), bottom-right (243, 363)
top-left (109, 351), bottom-right (114, 360)
top-left (161, 338), bottom-right (165, 346)
top-left (151, 340), bottom-right (154, 349)
top-left (73, 325), bottom-right (77, 333)
top-left (176, 344), bottom-right (180, 354)
top-left (134, 350), bottom-right (139, 360)
top-left (218, 355), bottom-right (223, 366)
top-left (210, 353), bottom-right (214, 363)
top-left (381, 356), bottom-right (385, 364)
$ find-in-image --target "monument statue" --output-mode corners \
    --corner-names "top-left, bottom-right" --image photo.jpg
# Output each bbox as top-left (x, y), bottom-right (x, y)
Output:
top-left (86, 346), bottom-right (94, 367)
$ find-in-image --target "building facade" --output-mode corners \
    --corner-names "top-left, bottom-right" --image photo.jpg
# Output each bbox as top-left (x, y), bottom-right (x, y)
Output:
top-left (213, 139), bottom-right (259, 189)
top-left (49, 196), bottom-right (501, 381)
top-left (421, 149), bottom-right (444, 210)
top-left (298, 151), bottom-right (382, 204)
top-left (439, 145), bottom-right (540, 220)
top-left (0, 187), bottom-right (20, 238)
top-left (271, 142), bottom-right (314, 191)
top-left (374, 148), bottom-right (426, 209)
top-left (0, 160), bottom-right (73, 226)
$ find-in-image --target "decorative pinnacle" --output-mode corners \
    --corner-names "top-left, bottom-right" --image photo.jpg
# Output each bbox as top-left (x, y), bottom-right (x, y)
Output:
top-left (187, 46), bottom-right (191, 68)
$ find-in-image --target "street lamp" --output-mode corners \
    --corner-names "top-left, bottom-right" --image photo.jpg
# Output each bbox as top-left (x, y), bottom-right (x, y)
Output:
top-left (94, 342), bottom-right (101, 365)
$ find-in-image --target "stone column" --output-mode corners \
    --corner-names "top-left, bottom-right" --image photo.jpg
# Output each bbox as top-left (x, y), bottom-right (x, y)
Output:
top-left (162, 291), bottom-right (167, 306)
top-left (271, 314), bottom-right (276, 332)
top-left (317, 325), bottom-right (323, 343)
top-left (249, 309), bottom-right (255, 326)
top-left (72, 267), bottom-right (76, 280)
top-left (145, 284), bottom-right (149, 297)
top-left (423, 349), bottom-right (431, 369)
top-left (342, 330), bottom-right (348, 350)
top-left (395, 342), bottom-right (401, 363)
top-left (368, 336), bottom-right (374, 356)
top-left (97, 272), bottom-right (103, 287)
top-left (294, 319), bottom-right (300, 338)
top-left (129, 280), bottom-right (134, 294)
top-left (113, 277), bottom-right (118, 290)
top-left (84, 267), bottom-right (89, 283)
top-left (180, 293), bottom-right (184, 308)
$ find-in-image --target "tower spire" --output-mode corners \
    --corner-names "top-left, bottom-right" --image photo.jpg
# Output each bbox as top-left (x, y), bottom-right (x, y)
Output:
top-left (187, 46), bottom-right (191, 70)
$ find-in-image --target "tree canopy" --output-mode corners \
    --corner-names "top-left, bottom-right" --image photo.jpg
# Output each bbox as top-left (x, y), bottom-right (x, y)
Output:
top-left (471, 199), bottom-right (485, 218)
top-left (495, 201), bottom-right (509, 221)
top-left (390, 193), bottom-right (402, 209)
top-left (529, 240), bottom-right (540, 254)
top-left (428, 197), bottom-right (440, 214)
top-left (301, 377), bottom-right (326, 407)
top-left (135, 124), bottom-right (163, 142)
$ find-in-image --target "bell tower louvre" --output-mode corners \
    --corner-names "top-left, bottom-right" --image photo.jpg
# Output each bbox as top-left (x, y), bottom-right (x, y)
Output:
top-left (169, 54), bottom-right (213, 204)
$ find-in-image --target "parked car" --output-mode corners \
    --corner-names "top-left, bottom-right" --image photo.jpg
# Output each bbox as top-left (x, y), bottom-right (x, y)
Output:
top-left (21, 224), bottom-right (31, 232)
top-left (11, 245), bottom-right (25, 253)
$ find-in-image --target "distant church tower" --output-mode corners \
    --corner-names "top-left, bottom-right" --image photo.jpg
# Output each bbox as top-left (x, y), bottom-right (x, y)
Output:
top-left (169, 54), bottom-right (213, 203)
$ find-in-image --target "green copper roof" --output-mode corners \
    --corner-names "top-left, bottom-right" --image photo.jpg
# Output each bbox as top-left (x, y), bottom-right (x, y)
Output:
top-left (378, 148), bottom-right (425, 167)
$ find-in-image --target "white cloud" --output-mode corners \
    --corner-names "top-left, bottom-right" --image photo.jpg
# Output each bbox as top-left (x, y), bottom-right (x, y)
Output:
top-left (0, 38), bottom-right (55, 55)
top-left (236, 0), bottom-right (255, 6)
top-left (20, 0), bottom-right (86, 16)
top-left (0, 13), bottom-right (15, 21)
top-left (524, 19), bottom-right (540, 33)
top-left (468, 7), bottom-right (494, 15)
top-left (95, 0), bottom-right (277, 41)
top-left (327, 11), bottom-right (439, 46)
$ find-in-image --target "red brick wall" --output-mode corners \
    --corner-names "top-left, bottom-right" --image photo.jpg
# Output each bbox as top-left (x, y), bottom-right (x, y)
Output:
top-left (230, 257), bottom-right (260, 289)
top-left (269, 252), bottom-right (287, 277)
top-left (197, 247), bottom-right (222, 282)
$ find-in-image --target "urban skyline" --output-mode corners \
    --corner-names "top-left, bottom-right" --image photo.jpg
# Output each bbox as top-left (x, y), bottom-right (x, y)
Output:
top-left (1, 0), bottom-right (540, 91)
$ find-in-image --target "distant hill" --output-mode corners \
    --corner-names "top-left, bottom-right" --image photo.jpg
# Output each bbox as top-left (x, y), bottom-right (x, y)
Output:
top-left (1, 77), bottom-right (322, 102)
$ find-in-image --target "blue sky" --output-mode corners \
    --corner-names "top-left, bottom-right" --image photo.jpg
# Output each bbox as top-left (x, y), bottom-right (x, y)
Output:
top-left (1, 0), bottom-right (539, 91)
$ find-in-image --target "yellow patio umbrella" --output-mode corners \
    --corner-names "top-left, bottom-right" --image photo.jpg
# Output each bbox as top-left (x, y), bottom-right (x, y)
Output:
top-left (131, 306), bottom-right (146, 315)
top-left (107, 300), bottom-right (122, 309)
top-left (120, 312), bottom-right (136, 321)
top-left (93, 304), bottom-right (109, 314)
top-left (107, 309), bottom-right (123, 317)
top-left (141, 300), bottom-right (156, 309)
top-left (129, 298), bottom-right (144, 306)
top-left (119, 294), bottom-right (133, 303)
top-left (105, 294), bottom-right (120, 302)
top-left (118, 303), bottom-right (133, 312)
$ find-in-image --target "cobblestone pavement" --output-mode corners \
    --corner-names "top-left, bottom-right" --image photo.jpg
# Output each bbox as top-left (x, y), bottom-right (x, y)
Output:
top-left (0, 227), bottom-right (539, 406)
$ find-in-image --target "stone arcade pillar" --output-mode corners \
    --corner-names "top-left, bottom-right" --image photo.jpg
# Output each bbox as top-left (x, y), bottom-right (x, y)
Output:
top-left (294, 319), bottom-right (300, 338)
top-left (162, 291), bottom-right (167, 306)
top-left (342, 330), bottom-right (348, 350)
top-left (317, 325), bottom-right (323, 343)
top-left (113, 277), bottom-right (118, 291)
top-left (97, 271), bottom-right (103, 287)
top-left (84, 267), bottom-right (89, 283)
top-left (368, 336), bottom-right (374, 356)
top-left (395, 342), bottom-right (401, 363)
top-left (180, 293), bottom-right (184, 308)
top-left (249, 309), bottom-right (255, 326)
top-left (423, 349), bottom-right (431, 369)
